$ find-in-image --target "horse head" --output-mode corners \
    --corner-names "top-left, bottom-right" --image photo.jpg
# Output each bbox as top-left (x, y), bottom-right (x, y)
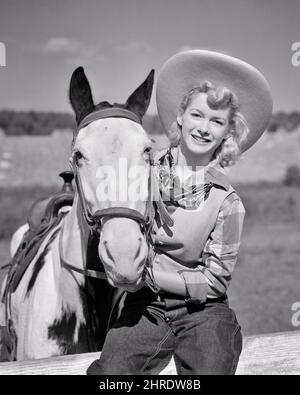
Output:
top-left (69, 67), bottom-right (155, 292)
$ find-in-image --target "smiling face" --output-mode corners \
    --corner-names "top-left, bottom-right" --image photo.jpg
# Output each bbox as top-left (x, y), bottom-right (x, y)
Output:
top-left (177, 92), bottom-right (231, 165)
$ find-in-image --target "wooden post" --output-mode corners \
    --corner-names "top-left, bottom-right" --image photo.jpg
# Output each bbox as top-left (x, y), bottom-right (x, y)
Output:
top-left (0, 330), bottom-right (299, 375)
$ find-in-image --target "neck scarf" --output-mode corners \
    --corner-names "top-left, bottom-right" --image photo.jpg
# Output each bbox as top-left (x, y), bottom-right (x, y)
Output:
top-left (156, 147), bottom-right (223, 210)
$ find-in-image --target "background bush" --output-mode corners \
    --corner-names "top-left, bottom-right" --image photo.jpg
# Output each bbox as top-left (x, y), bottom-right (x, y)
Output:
top-left (283, 165), bottom-right (300, 187)
top-left (0, 110), bottom-right (165, 136)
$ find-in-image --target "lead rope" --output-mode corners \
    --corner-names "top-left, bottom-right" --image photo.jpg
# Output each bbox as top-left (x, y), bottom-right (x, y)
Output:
top-left (141, 156), bottom-right (166, 294)
top-left (59, 225), bottom-right (107, 280)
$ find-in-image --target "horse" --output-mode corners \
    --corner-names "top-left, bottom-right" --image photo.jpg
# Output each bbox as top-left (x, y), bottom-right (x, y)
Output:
top-left (0, 67), bottom-right (171, 361)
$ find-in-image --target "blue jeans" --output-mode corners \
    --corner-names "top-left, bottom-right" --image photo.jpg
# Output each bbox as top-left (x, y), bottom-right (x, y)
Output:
top-left (87, 287), bottom-right (242, 375)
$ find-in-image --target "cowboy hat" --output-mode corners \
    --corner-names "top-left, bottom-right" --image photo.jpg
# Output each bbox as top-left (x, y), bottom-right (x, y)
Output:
top-left (156, 50), bottom-right (273, 153)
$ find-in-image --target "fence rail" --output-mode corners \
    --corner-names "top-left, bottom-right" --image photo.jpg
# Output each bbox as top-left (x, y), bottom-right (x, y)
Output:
top-left (0, 330), bottom-right (299, 375)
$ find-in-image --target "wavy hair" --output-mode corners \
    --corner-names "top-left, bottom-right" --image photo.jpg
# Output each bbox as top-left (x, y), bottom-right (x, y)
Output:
top-left (167, 81), bottom-right (249, 167)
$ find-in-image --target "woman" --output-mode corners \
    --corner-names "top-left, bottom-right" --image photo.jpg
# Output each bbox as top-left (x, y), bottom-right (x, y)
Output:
top-left (87, 50), bottom-right (273, 375)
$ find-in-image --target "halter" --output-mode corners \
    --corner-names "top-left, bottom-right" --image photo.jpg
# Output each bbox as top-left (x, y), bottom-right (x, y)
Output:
top-left (71, 153), bottom-right (155, 232)
top-left (62, 107), bottom-right (174, 291)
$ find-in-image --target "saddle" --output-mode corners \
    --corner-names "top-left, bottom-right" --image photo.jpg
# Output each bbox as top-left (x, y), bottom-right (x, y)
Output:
top-left (27, 171), bottom-right (74, 231)
top-left (0, 171), bottom-right (75, 361)
top-left (2, 171), bottom-right (75, 299)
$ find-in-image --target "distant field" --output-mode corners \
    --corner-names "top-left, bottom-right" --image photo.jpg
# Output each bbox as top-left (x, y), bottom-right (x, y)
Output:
top-left (229, 183), bottom-right (300, 335)
top-left (0, 128), bottom-right (300, 188)
top-left (227, 128), bottom-right (300, 183)
top-left (0, 130), bottom-right (72, 189)
top-left (229, 220), bottom-right (300, 335)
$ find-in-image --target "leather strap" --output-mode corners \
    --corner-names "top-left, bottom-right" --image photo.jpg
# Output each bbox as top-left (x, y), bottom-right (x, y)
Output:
top-left (59, 225), bottom-right (107, 280)
top-left (78, 108), bottom-right (141, 131)
top-left (5, 217), bottom-right (64, 296)
top-left (71, 151), bottom-right (174, 230)
top-left (61, 260), bottom-right (107, 280)
top-left (92, 207), bottom-right (147, 225)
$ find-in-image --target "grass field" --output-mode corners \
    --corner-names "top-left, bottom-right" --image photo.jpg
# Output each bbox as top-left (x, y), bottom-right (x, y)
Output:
top-left (0, 128), bottom-right (300, 188)
top-left (0, 129), bottom-right (300, 336)
top-left (228, 128), bottom-right (300, 183)
top-left (229, 182), bottom-right (300, 335)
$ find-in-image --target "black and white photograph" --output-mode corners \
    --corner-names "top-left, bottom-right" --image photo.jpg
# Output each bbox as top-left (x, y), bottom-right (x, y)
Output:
top-left (0, 0), bottom-right (299, 378)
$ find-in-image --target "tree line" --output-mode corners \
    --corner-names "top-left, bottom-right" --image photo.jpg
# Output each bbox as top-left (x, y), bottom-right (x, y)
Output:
top-left (0, 109), bottom-right (299, 136)
top-left (0, 110), bottom-right (76, 135)
top-left (268, 111), bottom-right (300, 133)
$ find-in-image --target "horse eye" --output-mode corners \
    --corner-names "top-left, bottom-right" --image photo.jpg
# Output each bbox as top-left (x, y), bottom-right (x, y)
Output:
top-left (143, 146), bottom-right (152, 160)
top-left (143, 146), bottom-right (152, 162)
top-left (144, 146), bottom-right (152, 154)
top-left (72, 150), bottom-right (85, 165)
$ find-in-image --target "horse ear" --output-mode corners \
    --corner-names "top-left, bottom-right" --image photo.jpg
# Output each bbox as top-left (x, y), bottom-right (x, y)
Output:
top-left (69, 67), bottom-right (95, 125)
top-left (126, 69), bottom-right (154, 120)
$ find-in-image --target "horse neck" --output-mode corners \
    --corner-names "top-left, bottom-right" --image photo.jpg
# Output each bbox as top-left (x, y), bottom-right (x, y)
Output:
top-left (40, 194), bottom-right (101, 354)
top-left (58, 193), bottom-right (90, 301)
top-left (58, 194), bottom-right (117, 351)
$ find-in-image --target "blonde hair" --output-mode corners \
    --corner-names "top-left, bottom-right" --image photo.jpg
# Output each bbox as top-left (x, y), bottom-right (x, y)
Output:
top-left (168, 81), bottom-right (249, 167)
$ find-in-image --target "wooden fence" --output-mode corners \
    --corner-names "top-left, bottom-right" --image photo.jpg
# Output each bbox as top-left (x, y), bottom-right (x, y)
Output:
top-left (0, 330), bottom-right (299, 375)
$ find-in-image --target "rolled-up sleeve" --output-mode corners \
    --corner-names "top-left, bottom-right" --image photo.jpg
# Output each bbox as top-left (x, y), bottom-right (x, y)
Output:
top-left (178, 193), bottom-right (245, 304)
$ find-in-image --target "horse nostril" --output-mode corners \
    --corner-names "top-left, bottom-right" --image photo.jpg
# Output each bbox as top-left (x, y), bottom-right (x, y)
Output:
top-left (99, 240), bottom-right (115, 271)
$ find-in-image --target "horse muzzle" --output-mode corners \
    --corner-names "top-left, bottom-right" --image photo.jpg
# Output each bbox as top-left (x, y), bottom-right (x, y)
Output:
top-left (107, 270), bottom-right (144, 292)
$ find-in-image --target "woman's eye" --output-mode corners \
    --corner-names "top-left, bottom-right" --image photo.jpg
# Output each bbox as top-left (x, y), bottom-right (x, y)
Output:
top-left (212, 119), bottom-right (224, 126)
top-left (191, 112), bottom-right (202, 118)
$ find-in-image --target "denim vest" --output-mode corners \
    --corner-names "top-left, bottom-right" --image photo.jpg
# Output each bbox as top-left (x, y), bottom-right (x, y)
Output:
top-left (153, 148), bottom-right (235, 271)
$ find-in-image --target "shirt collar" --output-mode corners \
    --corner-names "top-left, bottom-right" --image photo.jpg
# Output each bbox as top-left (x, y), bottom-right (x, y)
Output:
top-left (205, 164), bottom-right (230, 191)
top-left (166, 146), bottom-right (230, 191)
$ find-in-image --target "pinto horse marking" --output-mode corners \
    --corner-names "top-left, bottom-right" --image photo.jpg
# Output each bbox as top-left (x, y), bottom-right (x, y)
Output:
top-left (47, 308), bottom-right (89, 354)
top-left (26, 229), bottom-right (61, 296)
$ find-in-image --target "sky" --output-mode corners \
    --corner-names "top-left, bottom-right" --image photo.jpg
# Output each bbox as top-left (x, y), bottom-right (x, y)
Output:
top-left (0, 0), bottom-right (299, 114)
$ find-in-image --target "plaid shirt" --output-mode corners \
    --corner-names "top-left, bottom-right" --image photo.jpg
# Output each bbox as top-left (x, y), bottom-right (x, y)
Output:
top-left (199, 192), bottom-right (245, 299)
top-left (154, 147), bottom-right (245, 302)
